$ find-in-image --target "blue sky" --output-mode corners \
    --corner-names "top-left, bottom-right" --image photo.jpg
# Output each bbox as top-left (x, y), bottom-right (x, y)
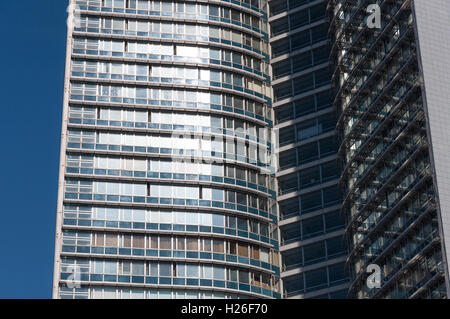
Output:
top-left (0, 0), bottom-right (68, 298)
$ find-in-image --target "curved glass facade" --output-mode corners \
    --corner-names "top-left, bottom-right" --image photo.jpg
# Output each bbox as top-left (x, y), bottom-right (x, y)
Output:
top-left (330, 0), bottom-right (447, 298)
top-left (54, 0), bottom-right (281, 299)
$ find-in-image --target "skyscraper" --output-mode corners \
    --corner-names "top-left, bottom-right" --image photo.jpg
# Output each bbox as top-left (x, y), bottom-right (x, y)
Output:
top-left (53, 0), bottom-right (281, 299)
top-left (269, 0), bottom-right (450, 299)
top-left (331, 0), bottom-right (449, 298)
top-left (269, 0), bottom-right (350, 298)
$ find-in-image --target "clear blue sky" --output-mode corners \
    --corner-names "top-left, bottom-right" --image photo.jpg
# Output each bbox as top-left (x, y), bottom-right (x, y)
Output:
top-left (0, 0), bottom-right (68, 298)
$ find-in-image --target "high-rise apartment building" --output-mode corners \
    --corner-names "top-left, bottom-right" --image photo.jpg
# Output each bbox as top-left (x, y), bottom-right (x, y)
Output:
top-left (54, 0), bottom-right (450, 300)
top-left (53, 0), bottom-right (281, 299)
top-left (331, 0), bottom-right (449, 298)
top-left (269, 0), bottom-right (350, 298)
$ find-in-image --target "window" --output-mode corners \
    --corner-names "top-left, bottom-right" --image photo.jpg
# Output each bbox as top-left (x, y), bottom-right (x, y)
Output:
top-left (159, 263), bottom-right (172, 277)
top-left (238, 243), bottom-right (248, 257)
top-left (202, 265), bottom-right (213, 279)
top-left (292, 51), bottom-right (312, 73)
top-left (294, 73), bottom-right (314, 95)
top-left (133, 235), bottom-right (145, 248)
top-left (271, 17), bottom-right (288, 36)
top-left (213, 266), bottom-right (225, 280)
top-left (305, 267), bottom-right (327, 290)
top-left (160, 236), bottom-right (172, 250)
top-left (186, 264), bottom-right (198, 278)
top-left (322, 161), bottom-right (339, 182)
top-left (105, 261), bottom-right (117, 274)
top-left (328, 263), bottom-right (347, 284)
top-left (137, 0), bottom-right (148, 10)
top-left (105, 234), bottom-right (118, 247)
top-left (213, 240), bottom-right (224, 253)
top-left (273, 60), bottom-right (290, 79)
top-left (228, 268), bottom-right (238, 282)
top-left (290, 10), bottom-right (308, 30)
top-left (201, 239), bottom-right (212, 252)
top-left (120, 234), bottom-right (132, 248)
top-left (282, 248), bottom-right (302, 270)
top-left (281, 222), bottom-right (300, 244)
top-left (291, 30), bottom-right (311, 51)
top-left (327, 237), bottom-right (346, 258)
top-left (231, 10), bottom-right (240, 22)
top-left (233, 75), bottom-right (243, 87)
top-left (120, 261), bottom-right (131, 275)
top-left (298, 142), bottom-right (318, 164)
top-left (323, 186), bottom-right (340, 207)
top-left (325, 210), bottom-right (345, 231)
top-left (304, 241), bottom-right (326, 264)
top-left (186, 238), bottom-right (198, 251)
top-left (284, 275), bottom-right (304, 296)
top-left (278, 174), bottom-right (298, 194)
top-left (113, 0), bottom-right (125, 9)
top-left (279, 149), bottom-right (296, 169)
top-left (302, 215), bottom-right (324, 238)
top-left (310, 3), bottom-right (327, 23)
top-left (315, 67), bottom-right (331, 87)
top-left (260, 248), bottom-right (269, 263)
top-left (300, 166), bottom-right (320, 188)
top-left (301, 190), bottom-right (322, 213)
top-left (272, 38), bottom-right (289, 58)
top-left (228, 241), bottom-right (237, 255)
top-left (132, 262), bottom-right (144, 276)
top-left (274, 82), bottom-right (292, 101)
top-left (251, 245), bottom-right (260, 260)
top-left (311, 24), bottom-right (328, 43)
top-left (297, 119), bottom-right (318, 140)
top-left (320, 137), bottom-right (338, 156)
top-left (279, 126), bottom-right (295, 146)
top-left (239, 270), bottom-right (249, 284)
top-left (313, 45), bottom-right (330, 65)
top-left (279, 198), bottom-right (299, 219)
top-left (176, 237), bottom-right (185, 250)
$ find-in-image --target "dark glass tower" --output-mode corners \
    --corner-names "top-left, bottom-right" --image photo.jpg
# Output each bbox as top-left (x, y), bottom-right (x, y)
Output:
top-left (53, 0), bottom-right (281, 299)
top-left (330, 0), bottom-right (448, 298)
top-left (269, 0), bottom-right (350, 298)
